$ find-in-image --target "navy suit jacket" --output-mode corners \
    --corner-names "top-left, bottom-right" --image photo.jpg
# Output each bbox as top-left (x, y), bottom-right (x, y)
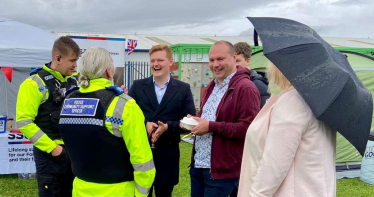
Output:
top-left (128, 76), bottom-right (196, 185)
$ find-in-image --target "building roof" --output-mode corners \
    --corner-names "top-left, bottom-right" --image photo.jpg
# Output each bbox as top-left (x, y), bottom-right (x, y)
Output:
top-left (52, 31), bottom-right (374, 49)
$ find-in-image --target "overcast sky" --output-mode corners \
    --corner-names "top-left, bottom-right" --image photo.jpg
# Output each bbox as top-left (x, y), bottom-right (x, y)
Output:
top-left (0, 0), bottom-right (373, 38)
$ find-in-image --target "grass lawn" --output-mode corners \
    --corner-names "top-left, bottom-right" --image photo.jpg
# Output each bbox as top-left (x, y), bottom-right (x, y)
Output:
top-left (1, 142), bottom-right (374, 197)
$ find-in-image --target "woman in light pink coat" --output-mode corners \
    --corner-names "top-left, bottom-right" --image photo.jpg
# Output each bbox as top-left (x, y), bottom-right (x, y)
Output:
top-left (238, 62), bottom-right (337, 197)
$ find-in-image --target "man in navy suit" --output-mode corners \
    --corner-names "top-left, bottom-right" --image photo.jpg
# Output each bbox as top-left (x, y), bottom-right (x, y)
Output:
top-left (128, 44), bottom-right (196, 197)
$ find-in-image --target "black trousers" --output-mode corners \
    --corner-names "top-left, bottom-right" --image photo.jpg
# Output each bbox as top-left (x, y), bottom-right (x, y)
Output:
top-left (229, 184), bottom-right (238, 197)
top-left (147, 184), bottom-right (174, 197)
top-left (33, 146), bottom-right (74, 197)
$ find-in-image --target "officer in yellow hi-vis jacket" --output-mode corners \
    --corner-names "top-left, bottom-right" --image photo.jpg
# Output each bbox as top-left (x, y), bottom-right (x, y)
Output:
top-left (58, 47), bottom-right (155, 197)
top-left (16, 36), bottom-right (80, 197)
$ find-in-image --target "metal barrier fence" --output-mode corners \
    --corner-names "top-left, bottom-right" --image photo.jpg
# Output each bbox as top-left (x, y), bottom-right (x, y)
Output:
top-left (124, 61), bottom-right (151, 89)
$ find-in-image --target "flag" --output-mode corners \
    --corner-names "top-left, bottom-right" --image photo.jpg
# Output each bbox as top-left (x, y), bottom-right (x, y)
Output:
top-left (1, 67), bottom-right (13, 83)
top-left (126, 39), bottom-right (138, 55)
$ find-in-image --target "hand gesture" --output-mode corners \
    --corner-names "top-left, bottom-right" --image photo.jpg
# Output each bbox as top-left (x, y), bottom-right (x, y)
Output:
top-left (120, 85), bottom-right (128, 95)
top-left (51, 145), bottom-right (63, 157)
top-left (146, 122), bottom-right (158, 137)
top-left (191, 117), bottom-right (210, 136)
top-left (152, 121), bottom-right (168, 143)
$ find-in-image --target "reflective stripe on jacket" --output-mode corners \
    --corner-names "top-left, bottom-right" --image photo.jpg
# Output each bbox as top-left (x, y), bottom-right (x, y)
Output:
top-left (16, 64), bottom-right (77, 153)
top-left (65, 78), bottom-right (155, 197)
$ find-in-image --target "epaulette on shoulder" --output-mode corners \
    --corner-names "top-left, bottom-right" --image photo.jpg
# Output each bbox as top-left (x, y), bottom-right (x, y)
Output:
top-left (106, 86), bottom-right (125, 96)
top-left (65, 86), bottom-right (79, 97)
top-left (30, 67), bottom-right (43, 76)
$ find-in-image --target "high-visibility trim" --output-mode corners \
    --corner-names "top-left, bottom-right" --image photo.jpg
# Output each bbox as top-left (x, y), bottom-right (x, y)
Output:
top-left (105, 116), bottom-right (123, 137)
top-left (60, 118), bottom-right (104, 126)
top-left (16, 119), bottom-right (33, 128)
top-left (112, 129), bottom-right (122, 137)
top-left (105, 116), bottom-right (124, 125)
top-left (30, 75), bottom-right (47, 103)
top-left (29, 129), bottom-right (45, 143)
top-left (121, 94), bottom-right (133, 101)
top-left (135, 182), bottom-right (151, 195)
top-left (109, 97), bottom-right (127, 137)
top-left (132, 159), bottom-right (155, 172)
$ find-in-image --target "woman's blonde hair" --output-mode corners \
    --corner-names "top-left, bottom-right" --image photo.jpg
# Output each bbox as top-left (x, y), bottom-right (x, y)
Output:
top-left (79, 47), bottom-right (114, 88)
top-left (267, 61), bottom-right (292, 93)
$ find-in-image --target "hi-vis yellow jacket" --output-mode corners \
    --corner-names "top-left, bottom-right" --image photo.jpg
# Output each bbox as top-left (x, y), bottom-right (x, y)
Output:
top-left (16, 65), bottom-right (77, 153)
top-left (67, 78), bottom-right (155, 197)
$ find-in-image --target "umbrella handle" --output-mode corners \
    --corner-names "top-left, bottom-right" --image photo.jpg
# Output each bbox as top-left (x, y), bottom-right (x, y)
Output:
top-left (254, 29), bottom-right (259, 46)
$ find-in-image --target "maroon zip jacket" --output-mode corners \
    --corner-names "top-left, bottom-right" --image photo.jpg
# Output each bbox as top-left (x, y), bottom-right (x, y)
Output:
top-left (192, 66), bottom-right (261, 179)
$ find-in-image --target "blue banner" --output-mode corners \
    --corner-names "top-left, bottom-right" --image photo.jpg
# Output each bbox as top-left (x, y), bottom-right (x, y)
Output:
top-left (61, 98), bottom-right (99, 116)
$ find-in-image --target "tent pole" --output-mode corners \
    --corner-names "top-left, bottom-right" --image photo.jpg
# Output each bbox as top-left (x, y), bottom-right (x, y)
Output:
top-left (4, 76), bottom-right (8, 117)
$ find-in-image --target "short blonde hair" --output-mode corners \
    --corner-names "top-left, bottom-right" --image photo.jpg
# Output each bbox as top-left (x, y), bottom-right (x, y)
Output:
top-left (79, 47), bottom-right (113, 88)
top-left (149, 45), bottom-right (172, 59)
top-left (267, 61), bottom-right (292, 92)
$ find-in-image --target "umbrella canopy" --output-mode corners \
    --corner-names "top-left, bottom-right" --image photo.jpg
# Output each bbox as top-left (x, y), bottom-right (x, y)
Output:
top-left (247, 17), bottom-right (373, 156)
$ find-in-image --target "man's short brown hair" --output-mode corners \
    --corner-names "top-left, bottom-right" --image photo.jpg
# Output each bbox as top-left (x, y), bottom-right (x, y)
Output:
top-left (52, 36), bottom-right (80, 58)
top-left (149, 45), bottom-right (172, 59)
top-left (233, 42), bottom-right (252, 60)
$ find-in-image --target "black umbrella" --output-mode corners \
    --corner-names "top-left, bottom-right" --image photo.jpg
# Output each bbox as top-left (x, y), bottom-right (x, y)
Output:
top-left (247, 17), bottom-right (373, 156)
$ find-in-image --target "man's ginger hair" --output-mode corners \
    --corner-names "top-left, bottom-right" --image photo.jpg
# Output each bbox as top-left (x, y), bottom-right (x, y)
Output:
top-left (149, 45), bottom-right (172, 59)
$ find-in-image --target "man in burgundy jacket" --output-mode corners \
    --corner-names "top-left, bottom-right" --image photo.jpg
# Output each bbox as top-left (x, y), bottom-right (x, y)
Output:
top-left (188, 41), bottom-right (261, 197)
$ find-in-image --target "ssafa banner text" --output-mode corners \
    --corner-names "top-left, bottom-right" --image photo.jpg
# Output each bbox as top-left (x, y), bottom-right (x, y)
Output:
top-left (0, 133), bottom-right (36, 174)
top-left (70, 36), bottom-right (126, 67)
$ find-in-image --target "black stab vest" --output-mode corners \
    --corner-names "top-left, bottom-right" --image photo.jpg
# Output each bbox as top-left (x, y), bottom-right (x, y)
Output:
top-left (33, 68), bottom-right (77, 140)
top-left (58, 89), bottom-right (134, 183)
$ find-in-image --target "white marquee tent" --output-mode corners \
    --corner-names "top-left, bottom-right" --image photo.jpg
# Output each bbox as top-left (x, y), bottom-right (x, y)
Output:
top-left (0, 17), bottom-right (58, 119)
